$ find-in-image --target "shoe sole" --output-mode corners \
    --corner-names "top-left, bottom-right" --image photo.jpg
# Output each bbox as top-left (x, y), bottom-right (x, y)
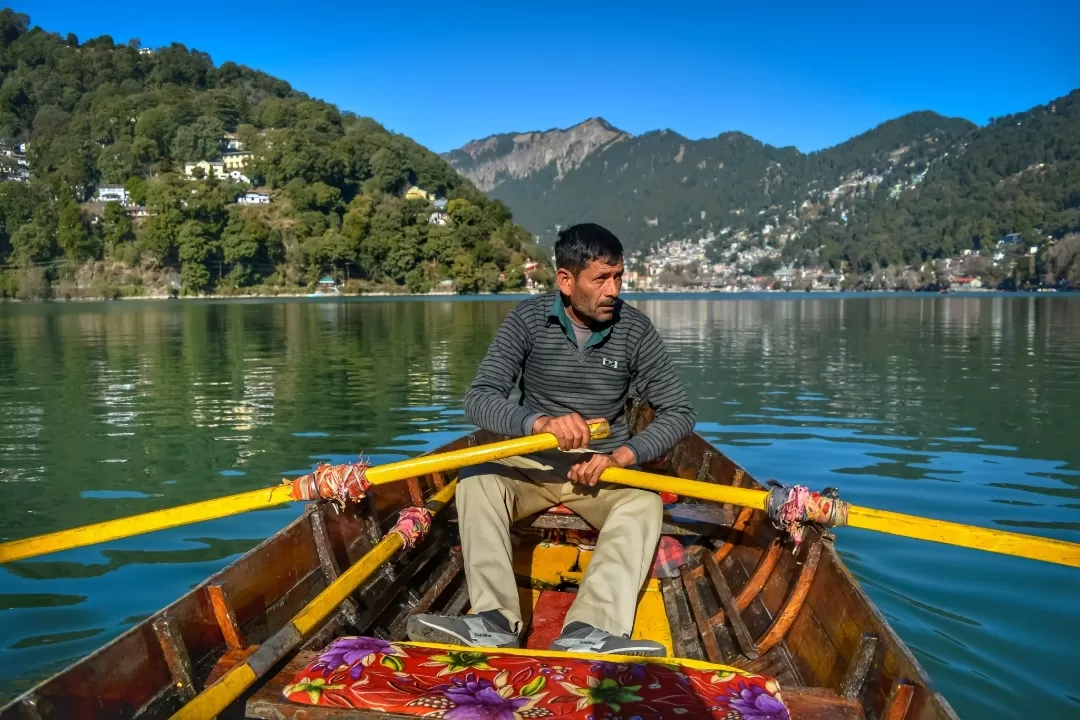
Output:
top-left (406, 616), bottom-right (519, 648)
top-left (406, 616), bottom-right (472, 646)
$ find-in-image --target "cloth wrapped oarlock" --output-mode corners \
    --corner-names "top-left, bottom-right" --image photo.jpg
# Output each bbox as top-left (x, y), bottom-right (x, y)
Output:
top-left (285, 460), bottom-right (372, 507)
top-left (390, 506), bottom-right (433, 550)
top-left (765, 481), bottom-right (849, 550)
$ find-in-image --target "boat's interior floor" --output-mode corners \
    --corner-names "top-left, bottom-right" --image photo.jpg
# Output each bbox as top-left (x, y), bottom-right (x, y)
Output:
top-left (244, 535), bottom-right (866, 720)
top-left (247, 586), bottom-right (864, 720)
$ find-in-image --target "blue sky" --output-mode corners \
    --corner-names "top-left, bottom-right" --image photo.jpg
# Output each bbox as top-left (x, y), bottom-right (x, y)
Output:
top-left (16, 0), bottom-right (1079, 153)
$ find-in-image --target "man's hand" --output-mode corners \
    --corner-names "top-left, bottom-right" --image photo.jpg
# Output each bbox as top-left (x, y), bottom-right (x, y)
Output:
top-left (567, 446), bottom-right (636, 486)
top-left (532, 413), bottom-right (599, 451)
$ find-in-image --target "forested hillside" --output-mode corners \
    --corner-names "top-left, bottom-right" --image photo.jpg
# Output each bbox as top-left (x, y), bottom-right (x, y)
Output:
top-left (789, 90), bottom-right (1080, 271)
top-left (446, 112), bottom-right (976, 253)
top-left (0, 10), bottom-right (543, 298)
top-left (447, 91), bottom-right (1080, 279)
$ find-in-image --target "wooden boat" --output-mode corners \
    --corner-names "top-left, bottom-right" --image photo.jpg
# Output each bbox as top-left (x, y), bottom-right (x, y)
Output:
top-left (0, 401), bottom-right (957, 720)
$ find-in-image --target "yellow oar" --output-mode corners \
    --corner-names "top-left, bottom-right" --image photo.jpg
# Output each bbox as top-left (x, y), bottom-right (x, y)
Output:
top-left (0, 422), bottom-right (610, 564)
top-left (599, 467), bottom-right (1080, 568)
top-left (171, 480), bottom-right (458, 720)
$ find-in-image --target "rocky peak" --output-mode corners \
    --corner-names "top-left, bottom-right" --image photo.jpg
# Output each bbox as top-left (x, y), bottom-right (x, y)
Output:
top-left (445, 117), bottom-right (630, 191)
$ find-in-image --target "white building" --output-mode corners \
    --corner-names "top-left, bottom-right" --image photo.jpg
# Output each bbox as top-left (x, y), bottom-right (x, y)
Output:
top-left (222, 132), bottom-right (244, 151)
top-left (222, 151), bottom-right (252, 171)
top-left (227, 170), bottom-right (251, 184)
top-left (96, 185), bottom-right (129, 204)
top-left (773, 265), bottom-right (796, 283)
top-left (236, 190), bottom-right (270, 205)
top-left (184, 160), bottom-right (226, 179)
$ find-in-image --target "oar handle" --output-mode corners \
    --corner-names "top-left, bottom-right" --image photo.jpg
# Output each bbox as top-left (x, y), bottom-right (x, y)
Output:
top-left (0, 421), bottom-right (611, 564)
top-left (845, 505), bottom-right (1080, 568)
top-left (598, 467), bottom-right (1080, 569)
top-left (365, 420), bottom-right (610, 485)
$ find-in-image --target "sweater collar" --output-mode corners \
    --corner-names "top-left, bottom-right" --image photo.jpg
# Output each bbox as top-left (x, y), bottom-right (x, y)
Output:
top-left (547, 293), bottom-right (613, 349)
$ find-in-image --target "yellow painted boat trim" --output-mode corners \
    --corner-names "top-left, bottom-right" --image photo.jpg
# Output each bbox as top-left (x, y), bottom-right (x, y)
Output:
top-left (402, 640), bottom-right (749, 674)
top-left (631, 579), bottom-right (674, 655)
top-left (508, 543), bottom-right (674, 655)
top-left (514, 542), bottom-right (580, 588)
top-left (171, 482), bottom-right (458, 719)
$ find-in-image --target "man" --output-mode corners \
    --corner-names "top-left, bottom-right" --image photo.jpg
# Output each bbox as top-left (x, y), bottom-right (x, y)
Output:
top-left (407, 223), bottom-right (695, 656)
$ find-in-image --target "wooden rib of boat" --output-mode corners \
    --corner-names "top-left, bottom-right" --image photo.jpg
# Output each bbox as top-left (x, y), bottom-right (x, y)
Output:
top-left (0, 401), bottom-right (957, 720)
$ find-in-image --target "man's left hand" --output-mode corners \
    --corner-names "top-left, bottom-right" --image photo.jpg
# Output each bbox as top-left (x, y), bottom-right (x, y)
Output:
top-left (567, 446), bottom-right (636, 486)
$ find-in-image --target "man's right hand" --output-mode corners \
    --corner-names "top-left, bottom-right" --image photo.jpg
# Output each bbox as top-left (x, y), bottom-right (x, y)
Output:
top-left (532, 413), bottom-right (596, 451)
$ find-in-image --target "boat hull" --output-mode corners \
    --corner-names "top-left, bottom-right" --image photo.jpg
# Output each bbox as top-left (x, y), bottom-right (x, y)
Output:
top-left (1, 408), bottom-right (955, 720)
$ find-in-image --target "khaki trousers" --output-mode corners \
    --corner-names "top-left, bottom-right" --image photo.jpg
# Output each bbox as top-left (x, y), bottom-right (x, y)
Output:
top-left (456, 450), bottom-right (663, 637)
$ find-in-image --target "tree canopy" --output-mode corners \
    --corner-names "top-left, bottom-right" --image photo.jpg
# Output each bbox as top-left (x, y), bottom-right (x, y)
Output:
top-left (0, 10), bottom-right (543, 297)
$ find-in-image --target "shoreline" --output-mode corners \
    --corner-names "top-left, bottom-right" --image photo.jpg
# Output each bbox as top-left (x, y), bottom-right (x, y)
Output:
top-left (1, 287), bottom-right (1075, 304)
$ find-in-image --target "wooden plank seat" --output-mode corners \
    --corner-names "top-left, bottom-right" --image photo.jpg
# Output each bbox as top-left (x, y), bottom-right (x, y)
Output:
top-left (524, 501), bottom-right (736, 536)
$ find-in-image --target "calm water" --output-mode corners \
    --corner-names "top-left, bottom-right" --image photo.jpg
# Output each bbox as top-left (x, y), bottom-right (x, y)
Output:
top-left (1, 294), bottom-right (1078, 717)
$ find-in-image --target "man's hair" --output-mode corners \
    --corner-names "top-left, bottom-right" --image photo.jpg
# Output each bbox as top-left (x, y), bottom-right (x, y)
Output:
top-left (554, 223), bottom-right (623, 276)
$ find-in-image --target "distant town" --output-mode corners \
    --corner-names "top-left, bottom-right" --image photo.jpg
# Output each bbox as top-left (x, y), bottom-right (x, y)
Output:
top-left (612, 231), bottom-right (1058, 293)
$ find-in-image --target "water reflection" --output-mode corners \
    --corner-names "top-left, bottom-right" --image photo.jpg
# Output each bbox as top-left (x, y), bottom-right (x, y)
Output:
top-left (0, 295), bottom-right (1078, 717)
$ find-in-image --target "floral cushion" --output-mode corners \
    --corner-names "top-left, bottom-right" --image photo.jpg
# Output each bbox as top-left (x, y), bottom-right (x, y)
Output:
top-left (283, 636), bottom-right (790, 719)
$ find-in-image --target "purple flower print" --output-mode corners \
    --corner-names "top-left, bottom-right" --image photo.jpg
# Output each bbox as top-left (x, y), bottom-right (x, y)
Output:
top-left (313, 636), bottom-right (393, 680)
top-left (439, 674), bottom-right (529, 720)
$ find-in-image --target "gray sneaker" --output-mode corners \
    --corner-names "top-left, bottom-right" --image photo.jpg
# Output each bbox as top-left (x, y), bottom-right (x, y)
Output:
top-left (407, 613), bottom-right (520, 648)
top-left (549, 623), bottom-right (666, 657)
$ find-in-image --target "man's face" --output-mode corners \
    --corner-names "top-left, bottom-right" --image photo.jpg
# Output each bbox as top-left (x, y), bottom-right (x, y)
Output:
top-left (558, 258), bottom-right (624, 324)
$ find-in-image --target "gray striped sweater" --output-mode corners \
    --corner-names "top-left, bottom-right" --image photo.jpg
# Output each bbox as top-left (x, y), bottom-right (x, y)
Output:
top-left (464, 292), bottom-right (696, 463)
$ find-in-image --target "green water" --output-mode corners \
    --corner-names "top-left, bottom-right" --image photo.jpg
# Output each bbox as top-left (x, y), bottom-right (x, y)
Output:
top-left (1, 294), bottom-right (1078, 717)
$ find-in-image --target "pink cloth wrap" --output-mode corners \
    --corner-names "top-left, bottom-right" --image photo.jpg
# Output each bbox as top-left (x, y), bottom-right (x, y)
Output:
top-left (391, 506), bottom-right (433, 549)
top-left (286, 461), bottom-right (371, 506)
top-left (767, 483), bottom-right (849, 549)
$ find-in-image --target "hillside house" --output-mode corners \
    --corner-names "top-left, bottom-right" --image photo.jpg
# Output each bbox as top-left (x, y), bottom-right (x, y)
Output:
top-left (227, 170), bottom-right (251, 184)
top-left (222, 151), bottom-right (252, 170)
top-left (236, 190), bottom-right (270, 205)
top-left (184, 160), bottom-right (226, 179)
top-left (433, 198), bottom-right (448, 210)
top-left (428, 212), bottom-right (450, 226)
top-left (96, 185), bottom-right (129, 204)
top-left (0, 163), bottom-right (29, 182)
top-left (222, 132), bottom-right (244, 151)
top-left (405, 186), bottom-right (432, 202)
top-left (950, 276), bottom-right (983, 289)
top-left (1001, 233), bottom-right (1022, 245)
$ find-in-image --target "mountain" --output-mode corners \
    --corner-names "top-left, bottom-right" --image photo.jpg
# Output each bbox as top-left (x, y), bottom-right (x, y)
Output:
top-left (443, 117), bottom-right (630, 192)
top-left (790, 90), bottom-right (1080, 273)
top-left (445, 112), bottom-right (976, 253)
top-left (445, 92), bottom-right (1080, 279)
top-left (0, 10), bottom-right (544, 299)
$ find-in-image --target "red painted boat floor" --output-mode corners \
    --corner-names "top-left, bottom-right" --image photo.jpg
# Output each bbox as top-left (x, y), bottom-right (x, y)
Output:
top-left (525, 590), bottom-right (576, 649)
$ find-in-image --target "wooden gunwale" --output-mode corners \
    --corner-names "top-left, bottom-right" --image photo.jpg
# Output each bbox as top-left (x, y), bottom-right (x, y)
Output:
top-left (0, 420), bottom-right (956, 720)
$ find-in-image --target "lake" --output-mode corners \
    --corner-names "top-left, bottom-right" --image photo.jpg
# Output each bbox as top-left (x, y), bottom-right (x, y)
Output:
top-left (0, 293), bottom-right (1078, 717)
